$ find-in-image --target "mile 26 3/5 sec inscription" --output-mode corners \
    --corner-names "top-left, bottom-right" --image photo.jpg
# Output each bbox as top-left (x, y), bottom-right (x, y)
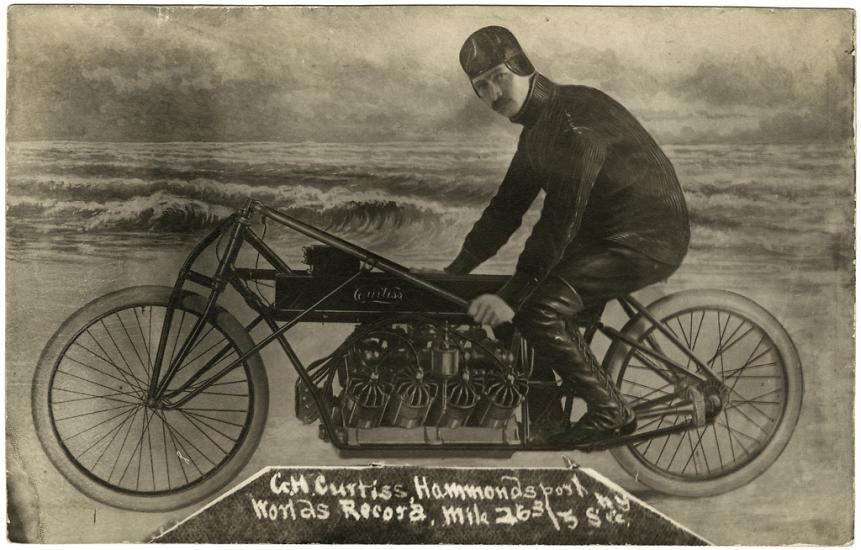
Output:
top-left (153, 466), bottom-right (708, 544)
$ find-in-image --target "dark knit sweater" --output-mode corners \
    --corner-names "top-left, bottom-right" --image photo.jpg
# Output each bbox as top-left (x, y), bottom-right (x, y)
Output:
top-left (448, 73), bottom-right (690, 309)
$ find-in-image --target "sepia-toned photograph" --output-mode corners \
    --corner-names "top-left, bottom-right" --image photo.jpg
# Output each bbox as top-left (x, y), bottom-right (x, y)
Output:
top-left (5, 5), bottom-right (854, 545)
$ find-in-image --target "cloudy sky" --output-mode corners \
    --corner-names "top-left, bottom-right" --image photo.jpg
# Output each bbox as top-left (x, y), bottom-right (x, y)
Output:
top-left (7, 6), bottom-right (854, 144)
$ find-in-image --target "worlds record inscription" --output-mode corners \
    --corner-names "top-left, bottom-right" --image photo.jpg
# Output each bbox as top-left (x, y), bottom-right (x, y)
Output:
top-left (153, 465), bottom-right (709, 544)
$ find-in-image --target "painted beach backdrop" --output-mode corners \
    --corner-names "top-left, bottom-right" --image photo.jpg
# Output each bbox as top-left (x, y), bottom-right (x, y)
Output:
top-left (5, 5), bottom-right (855, 546)
top-left (7, 140), bottom-right (853, 276)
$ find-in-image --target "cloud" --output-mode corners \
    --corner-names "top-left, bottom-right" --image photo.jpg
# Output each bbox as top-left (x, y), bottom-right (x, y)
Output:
top-left (675, 55), bottom-right (797, 107)
top-left (5, 6), bottom-right (854, 145)
top-left (750, 102), bottom-right (853, 144)
top-left (536, 41), bottom-right (666, 100)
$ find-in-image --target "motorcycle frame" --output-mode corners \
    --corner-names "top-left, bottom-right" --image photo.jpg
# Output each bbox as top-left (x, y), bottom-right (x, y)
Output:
top-left (149, 198), bottom-right (724, 452)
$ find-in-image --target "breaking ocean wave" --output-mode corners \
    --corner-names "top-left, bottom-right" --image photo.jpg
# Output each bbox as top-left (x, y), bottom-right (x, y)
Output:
top-left (6, 140), bottom-right (853, 270)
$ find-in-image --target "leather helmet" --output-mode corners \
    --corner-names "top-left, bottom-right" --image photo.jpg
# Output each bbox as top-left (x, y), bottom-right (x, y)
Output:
top-left (459, 26), bottom-right (535, 79)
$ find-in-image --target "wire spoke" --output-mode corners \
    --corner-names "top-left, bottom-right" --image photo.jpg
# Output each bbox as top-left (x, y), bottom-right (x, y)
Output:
top-left (122, 408), bottom-right (156, 490)
top-left (133, 307), bottom-right (153, 377)
top-left (73, 340), bottom-right (143, 383)
top-left (66, 347), bottom-right (146, 394)
top-left (175, 324), bottom-right (222, 372)
top-left (65, 404), bottom-right (139, 442)
top-left (56, 367), bottom-right (139, 399)
top-left (157, 410), bottom-right (214, 470)
top-left (182, 350), bottom-right (244, 393)
top-left (99, 319), bottom-right (144, 390)
top-left (107, 406), bottom-right (142, 482)
top-left (161, 412), bottom-right (172, 490)
top-left (721, 409), bottom-right (737, 460)
top-left (78, 342), bottom-right (147, 397)
top-left (675, 316), bottom-right (693, 351)
top-left (683, 431), bottom-right (700, 475)
top-left (710, 424), bottom-right (725, 469)
top-left (53, 387), bottom-right (140, 405)
top-left (178, 409), bottom-right (240, 443)
top-left (159, 412), bottom-right (190, 485)
top-left (77, 407), bottom-right (139, 457)
top-left (622, 378), bottom-right (673, 395)
top-left (55, 402), bottom-right (141, 422)
top-left (690, 311), bottom-right (707, 352)
top-left (654, 417), bottom-right (684, 467)
top-left (117, 407), bottom-right (153, 488)
top-left (682, 428), bottom-right (710, 475)
top-left (633, 415), bottom-right (667, 454)
top-left (156, 410), bottom-right (205, 477)
top-left (707, 323), bottom-right (754, 367)
top-left (181, 409), bottom-right (247, 429)
top-left (728, 386), bottom-right (784, 408)
top-left (177, 410), bottom-right (231, 454)
top-left (723, 362), bottom-right (778, 376)
top-left (727, 346), bottom-right (773, 391)
top-left (92, 405), bottom-right (142, 471)
top-left (726, 335), bottom-right (765, 387)
top-left (625, 384), bottom-right (675, 405)
top-left (629, 349), bottom-right (678, 383)
top-left (714, 420), bottom-right (757, 449)
top-left (726, 397), bottom-right (771, 432)
top-left (116, 311), bottom-right (149, 383)
top-left (727, 388), bottom-right (778, 423)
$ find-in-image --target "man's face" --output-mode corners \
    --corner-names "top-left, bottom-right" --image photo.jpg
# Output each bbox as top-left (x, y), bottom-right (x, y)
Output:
top-left (470, 63), bottom-right (531, 118)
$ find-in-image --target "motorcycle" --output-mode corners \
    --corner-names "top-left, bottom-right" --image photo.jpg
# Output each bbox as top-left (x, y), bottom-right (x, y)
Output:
top-left (31, 199), bottom-right (803, 511)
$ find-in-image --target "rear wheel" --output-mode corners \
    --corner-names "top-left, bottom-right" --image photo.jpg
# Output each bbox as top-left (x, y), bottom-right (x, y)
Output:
top-left (603, 290), bottom-right (803, 497)
top-left (32, 286), bottom-right (269, 511)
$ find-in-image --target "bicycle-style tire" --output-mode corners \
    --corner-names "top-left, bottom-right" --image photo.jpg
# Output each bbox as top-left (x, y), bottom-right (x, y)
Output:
top-left (32, 286), bottom-right (269, 512)
top-left (603, 289), bottom-right (803, 497)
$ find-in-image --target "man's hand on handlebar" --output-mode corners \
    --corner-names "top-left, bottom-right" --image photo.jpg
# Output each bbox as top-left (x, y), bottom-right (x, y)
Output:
top-left (468, 294), bottom-right (514, 327)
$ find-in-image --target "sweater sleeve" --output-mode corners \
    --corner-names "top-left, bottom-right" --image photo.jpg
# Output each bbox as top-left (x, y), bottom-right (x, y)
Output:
top-left (497, 129), bottom-right (607, 310)
top-left (445, 137), bottom-right (541, 275)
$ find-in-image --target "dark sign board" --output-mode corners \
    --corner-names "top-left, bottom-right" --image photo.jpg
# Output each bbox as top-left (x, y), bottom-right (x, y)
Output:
top-left (153, 465), bottom-right (709, 544)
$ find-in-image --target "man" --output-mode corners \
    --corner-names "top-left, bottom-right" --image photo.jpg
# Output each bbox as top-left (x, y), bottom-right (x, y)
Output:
top-left (445, 26), bottom-right (690, 445)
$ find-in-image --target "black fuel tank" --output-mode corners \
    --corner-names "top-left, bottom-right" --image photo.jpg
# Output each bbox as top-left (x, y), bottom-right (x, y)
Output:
top-left (274, 271), bottom-right (507, 323)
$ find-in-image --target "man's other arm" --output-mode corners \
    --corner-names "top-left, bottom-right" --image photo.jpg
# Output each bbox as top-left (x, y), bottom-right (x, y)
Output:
top-left (445, 140), bottom-right (540, 274)
top-left (497, 129), bottom-right (607, 310)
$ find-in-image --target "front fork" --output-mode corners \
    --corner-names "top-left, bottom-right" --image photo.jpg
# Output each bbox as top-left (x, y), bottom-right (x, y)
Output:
top-left (146, 200), bottom-right (255, 406)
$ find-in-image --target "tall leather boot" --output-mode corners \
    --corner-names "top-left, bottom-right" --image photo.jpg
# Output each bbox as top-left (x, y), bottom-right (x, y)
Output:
top-left (514, 278), bottom-right (635, 447)
top-left (547, 328), bottom-right (636, 446)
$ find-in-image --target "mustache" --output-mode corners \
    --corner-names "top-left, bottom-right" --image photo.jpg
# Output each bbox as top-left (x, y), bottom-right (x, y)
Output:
top-left (492, 97), bottom-right (511, 110)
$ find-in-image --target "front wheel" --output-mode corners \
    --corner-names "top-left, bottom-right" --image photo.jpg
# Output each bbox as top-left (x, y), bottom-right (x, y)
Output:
top-left (32, 286), bottom-right (269, 511)
top-left (603, 290), bottom-right (803, 497)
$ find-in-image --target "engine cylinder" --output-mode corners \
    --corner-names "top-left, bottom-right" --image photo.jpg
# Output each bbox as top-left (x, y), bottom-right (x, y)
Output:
top-left (427, 372), bottom-right (481, 429)
top-left (383, 373), bottom-right (437, 429)
top-left (472, 372), bottom-right (527, 429)
top-left (341, 373), bottom-right (391, 428)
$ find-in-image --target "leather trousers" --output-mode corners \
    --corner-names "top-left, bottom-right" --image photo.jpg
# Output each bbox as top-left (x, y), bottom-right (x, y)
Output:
top-left (515, 241), bottom-right (681, 434)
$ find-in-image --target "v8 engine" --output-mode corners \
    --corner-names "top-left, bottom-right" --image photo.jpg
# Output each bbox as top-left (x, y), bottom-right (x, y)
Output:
top-left (295, 316), bottom-right (532, 446)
